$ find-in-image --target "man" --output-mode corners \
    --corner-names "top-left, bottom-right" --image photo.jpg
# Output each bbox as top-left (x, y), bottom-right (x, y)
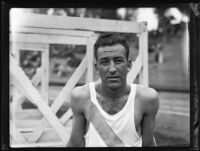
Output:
top-left (67, 33), bottom-right (159, 147)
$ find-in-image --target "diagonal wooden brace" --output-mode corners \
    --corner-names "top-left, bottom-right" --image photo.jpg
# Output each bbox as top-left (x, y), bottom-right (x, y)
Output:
top-left (10, 54), bottom-right (69, 145)
top-left (28, 56), bottom-right (87, 143)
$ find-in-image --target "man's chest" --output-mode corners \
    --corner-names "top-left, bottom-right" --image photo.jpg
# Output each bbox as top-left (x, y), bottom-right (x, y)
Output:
top-left (96, 94), bottom-right (129, 115)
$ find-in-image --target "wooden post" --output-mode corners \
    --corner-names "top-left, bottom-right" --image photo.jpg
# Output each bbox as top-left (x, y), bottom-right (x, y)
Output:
top-left (41, 44), bottom-right (49, 104)
top-left (85, 34), bottom-right (96, 83)
top-left (139, 22), bottom-right (149, 86)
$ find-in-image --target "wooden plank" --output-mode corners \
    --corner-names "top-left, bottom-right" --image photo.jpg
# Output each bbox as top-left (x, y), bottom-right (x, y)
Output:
top-left (10, 55), bottom-right (69, 145)
top-left (10, 120), bottom-right (27, 143)
top-left (10, 12), bottom-right (142, 33)
top-left (11, 26), bottom-right (95, 37)
top-left (85, 34), bottom-right (95, 83)
top-left (10, 42), bottom-right (20, 63)
top-left (11, 91), bottom-right (25, 123)
top-left (31, 67), bottom-right (43, 87)
top-left (28, 56), bottom-right (87, 143)
top-left (10, 33), bottom-right (88, 45)
top-left (11, 141), bottom-right (65, 148)
top-left (18, 127), bottom-right (52, 133)
top-left (15, 119), bottom-right (48, 129)
top-left (22, 127), bottom-right (72, 143)
top-left (60, 109), bottom-right (73, 125)
top-left (138, 22), bottom-right (148, 86)
top-left (41, 46), bottom-right (49, 104)
top-left (11, 42), bottom-right (47, 52)
top-left (127, 55), bottom-right (142, 84)
top-left (15, 110), bottom-right (43, 121)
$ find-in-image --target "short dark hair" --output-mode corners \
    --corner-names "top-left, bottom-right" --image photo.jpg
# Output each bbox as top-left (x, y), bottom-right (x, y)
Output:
top-left (94, 33), bottom-right (129, 60)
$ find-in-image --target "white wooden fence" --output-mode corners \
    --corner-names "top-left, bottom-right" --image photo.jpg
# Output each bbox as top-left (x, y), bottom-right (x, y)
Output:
top-left (10, 12), bottom-right (148, 147)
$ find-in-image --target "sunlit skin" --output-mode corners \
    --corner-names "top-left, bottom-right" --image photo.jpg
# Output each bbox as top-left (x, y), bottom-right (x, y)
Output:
top-left (95, 44), bottom-right (132, 98)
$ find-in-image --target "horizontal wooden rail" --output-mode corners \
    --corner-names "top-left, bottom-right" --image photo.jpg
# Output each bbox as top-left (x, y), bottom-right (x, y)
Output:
top-left (10, 33), bottom-right (88, 45)
top-left (10, 120), bottom-right (27, 144)
top-left (11, 27), bottom-right (95, 37)
top-left (11, 141), bottom-right (65, 147)
top-left (10, 12), bottom-right (144, 33)
top-left (10, 42), bottom-right (47, 52)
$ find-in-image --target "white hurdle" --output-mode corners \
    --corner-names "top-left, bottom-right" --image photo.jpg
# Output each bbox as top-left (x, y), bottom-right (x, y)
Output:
top-left (10, 12), bottom-right (148, 147)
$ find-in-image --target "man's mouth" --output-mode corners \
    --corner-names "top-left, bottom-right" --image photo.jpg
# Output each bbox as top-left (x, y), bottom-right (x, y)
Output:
top-left (106, 76), bottom-right (120, 79)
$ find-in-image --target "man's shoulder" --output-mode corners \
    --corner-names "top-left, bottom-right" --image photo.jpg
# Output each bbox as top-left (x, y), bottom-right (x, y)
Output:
top-left (71, 84), bottom-right (90, 100)
top-left (70, 83), bottom-right (90, 113)
top-left (136, 85), bottom-right (158, 102)
top-left (70, 83), bottom-right (91, 104)
top-left (136, 84), bottom-right (159, 114)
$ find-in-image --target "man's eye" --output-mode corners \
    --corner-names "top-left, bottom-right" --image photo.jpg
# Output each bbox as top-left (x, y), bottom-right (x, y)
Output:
top-left (100, 60), bottom-right (108, 64)
top-left (115, 59), bottom-right (123, 63)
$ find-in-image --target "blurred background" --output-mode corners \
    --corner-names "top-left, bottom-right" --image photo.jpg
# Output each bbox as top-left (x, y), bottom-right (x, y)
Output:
top-left (10, 6), bottom-right (190, 147)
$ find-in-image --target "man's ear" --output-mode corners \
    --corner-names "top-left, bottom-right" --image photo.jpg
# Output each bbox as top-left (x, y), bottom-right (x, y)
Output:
top-left (127, 60), bottom-right (132, 72)
top-left (95, 63), bottom-right (99, 72)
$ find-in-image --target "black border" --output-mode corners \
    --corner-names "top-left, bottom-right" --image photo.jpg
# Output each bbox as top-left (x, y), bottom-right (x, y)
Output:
top-left (1, 0), bottom-right (199, 150)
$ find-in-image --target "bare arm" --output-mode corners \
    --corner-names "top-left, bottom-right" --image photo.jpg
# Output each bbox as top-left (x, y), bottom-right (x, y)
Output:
top-left (141, 88), bottom-right (159, 147)
top-left (67, 89), bottom-right (86, 147)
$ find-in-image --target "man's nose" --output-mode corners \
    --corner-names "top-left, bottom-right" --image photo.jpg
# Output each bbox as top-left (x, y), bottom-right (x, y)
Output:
top-left (108, 61), bottom-right (117, 73)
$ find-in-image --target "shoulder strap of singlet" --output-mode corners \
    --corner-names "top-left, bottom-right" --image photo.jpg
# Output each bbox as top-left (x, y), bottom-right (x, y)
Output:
top-left (89, 101), bottom-right (125, 147)
top-left (89, 82), bottom-right (125, 147)
top-left (89, 82), bottom-right (96, 102)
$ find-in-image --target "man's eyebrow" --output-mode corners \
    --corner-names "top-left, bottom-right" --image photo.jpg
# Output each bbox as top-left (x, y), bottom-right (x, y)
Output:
top-left (99, 57), bottom-right (108, 60)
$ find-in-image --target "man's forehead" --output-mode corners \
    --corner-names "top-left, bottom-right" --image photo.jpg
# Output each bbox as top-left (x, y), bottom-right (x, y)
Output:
top-left (98, 44), bottom-right (125, 51)
top-left (96, 44), bottom-right (127, 60)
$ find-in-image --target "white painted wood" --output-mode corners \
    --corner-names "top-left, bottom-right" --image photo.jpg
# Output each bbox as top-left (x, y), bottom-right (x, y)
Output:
top-left (10, 120), bottom-right (27, 143)
top-left (10, 12), bottom-right (142, 33)
top-left (31, 67), bottom-right (43, 87)
top-left (28, 57), bottom-right (87, 143)
top-left (10, 55), bottom-right (69, 144)
top-left (41, 45), bottom-right (49, 104)
top-left (11, 42), bottom-right (47, 52)
top-left (23, 127), bottom-right (72, 143)
top-left (60, 109), bottom-right (73, 125)
top-left (10, 42), bottom-right (20, 63)
top-left (139, 22), bottom-right (148, 86)
top-left (18, 127), bottom-right (52, 133)
top-left (10, 33), bottom-right (89, 45)
top-left (11, 93), bottom-right (26, 123)
top-left (15, 119), bottom-right (47, 129)
top-left (127, 55), bottom-right (142, 84)
top-left (85, 34), bottom-right (96, 83)
top-left (11, 27), bottom-right (95, 37)
top-left (11, 141), bottom-right (65, 148)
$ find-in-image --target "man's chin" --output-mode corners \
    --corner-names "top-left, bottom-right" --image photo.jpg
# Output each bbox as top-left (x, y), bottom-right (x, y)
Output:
top-left (107, 83), bottom-right (121, 91)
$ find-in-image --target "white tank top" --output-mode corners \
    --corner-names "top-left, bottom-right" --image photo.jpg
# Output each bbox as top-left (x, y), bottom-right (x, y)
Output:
top-left (84, 82), bottom-right (142, 147)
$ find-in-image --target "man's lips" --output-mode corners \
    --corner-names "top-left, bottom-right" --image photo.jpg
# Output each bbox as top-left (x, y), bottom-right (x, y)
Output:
top-left (106, 76), bottom-right (120, 79)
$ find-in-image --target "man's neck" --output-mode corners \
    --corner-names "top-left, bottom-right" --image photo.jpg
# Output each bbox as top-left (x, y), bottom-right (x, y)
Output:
top-left (100, 83), bottom-right (129, 99)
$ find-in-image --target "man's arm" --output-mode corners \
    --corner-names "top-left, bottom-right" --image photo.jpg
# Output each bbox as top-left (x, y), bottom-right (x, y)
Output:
top-left (67, 88), bottom-right (86, 147)
top-left (140, 88), bottom-right (159, 147)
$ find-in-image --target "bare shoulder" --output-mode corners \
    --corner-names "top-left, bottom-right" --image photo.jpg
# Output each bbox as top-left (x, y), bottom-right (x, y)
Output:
top-left (136, 85), bottom-right (159, 115)
top-left (70, 84), bottom-right (90, 113)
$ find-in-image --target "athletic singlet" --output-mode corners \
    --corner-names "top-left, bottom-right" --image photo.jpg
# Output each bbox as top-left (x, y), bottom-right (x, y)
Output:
top-left (84, 82), bottom-right (142, 147)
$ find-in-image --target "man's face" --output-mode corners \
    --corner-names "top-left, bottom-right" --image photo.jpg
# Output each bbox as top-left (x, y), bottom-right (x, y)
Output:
top-left (95, 44), bottom-right (131, 90)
